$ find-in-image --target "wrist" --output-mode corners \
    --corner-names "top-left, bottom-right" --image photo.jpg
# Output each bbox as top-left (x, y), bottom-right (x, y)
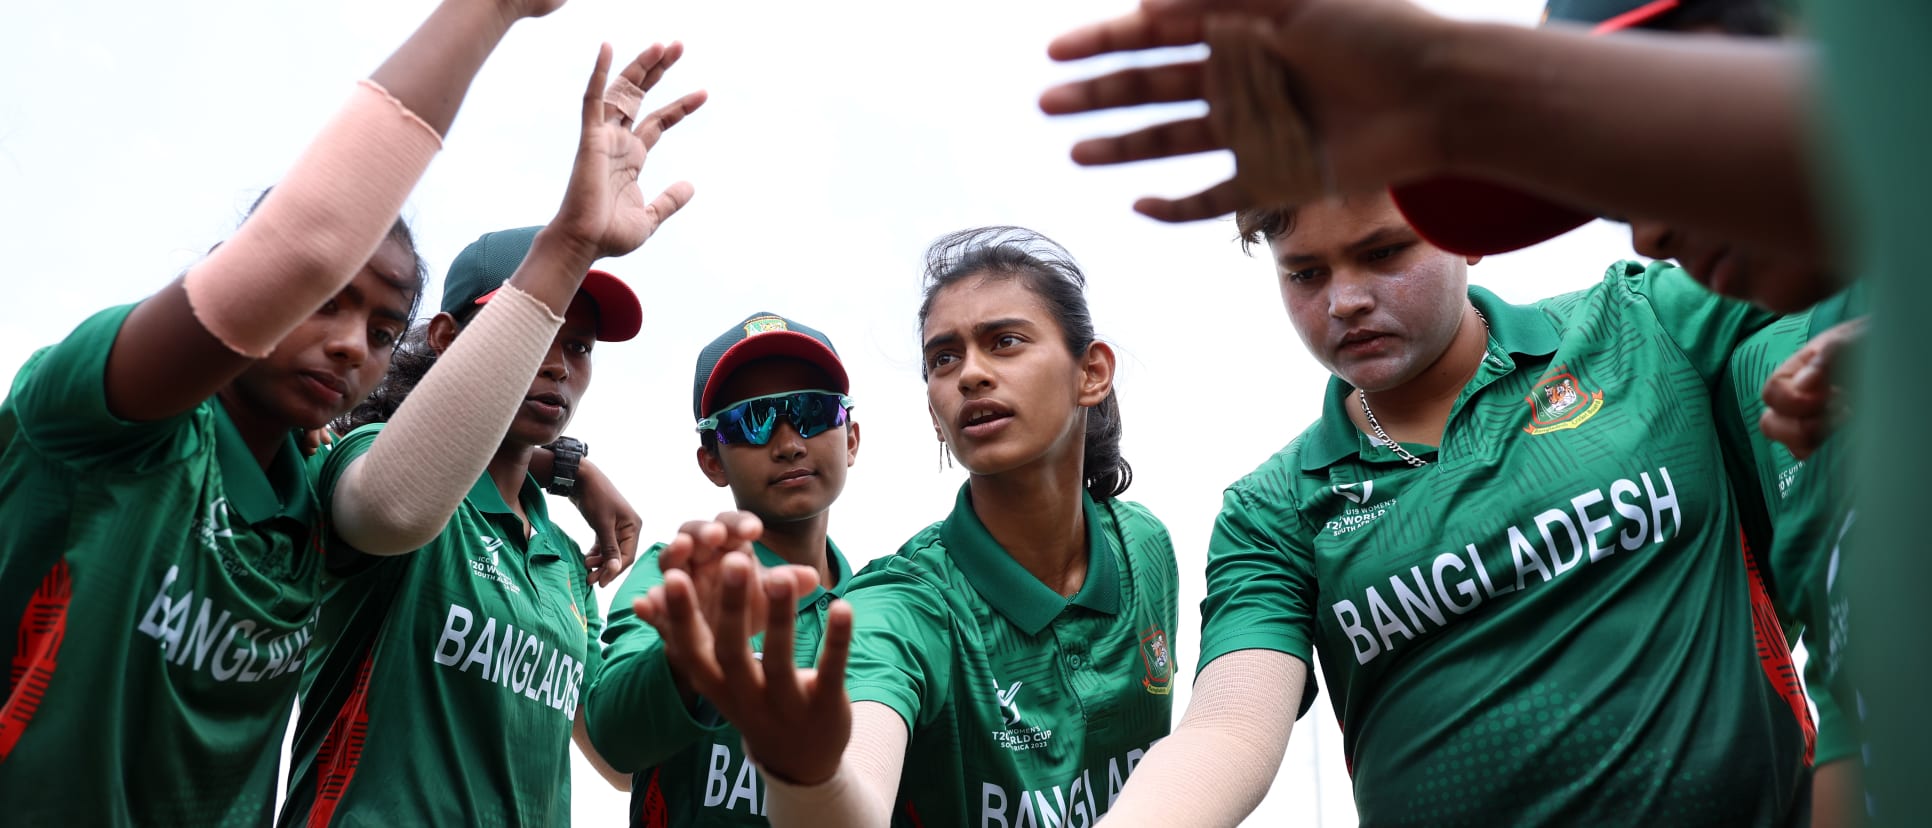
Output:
top-left (544, 436), bottom-right (589, 497)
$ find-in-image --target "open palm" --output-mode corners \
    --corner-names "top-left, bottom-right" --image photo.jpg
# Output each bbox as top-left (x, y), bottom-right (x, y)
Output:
top-left (554, 43), bottom-right (708, 260)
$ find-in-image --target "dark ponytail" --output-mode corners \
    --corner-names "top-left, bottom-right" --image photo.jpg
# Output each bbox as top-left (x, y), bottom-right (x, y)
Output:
top-left (918, 227), bottom-right (1132, 500)
top-left (332, 302), bottom-right (482, 433)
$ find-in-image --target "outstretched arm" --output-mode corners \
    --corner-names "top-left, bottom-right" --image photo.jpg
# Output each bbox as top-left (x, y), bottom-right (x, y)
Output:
top-left (107, 0), bottom-right (563, 422)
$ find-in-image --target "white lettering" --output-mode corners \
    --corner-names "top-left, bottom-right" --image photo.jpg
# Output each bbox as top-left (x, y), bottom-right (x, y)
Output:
top-left (434, 605), bottom-right (474, 667)
top-left (1643, 468), bottom-right (1681, 543)
top-left (1509, 526), bottom-right (1553, 590)
top-left (1332, 600), bottom-right (1380, 664)
top-left (1433, 553), bottom-right (1480, 615)
top-left (1534, 508), bottom-right (1584, 577)
top-left (1393, 566), bottom-right (1446, 630)
top-left (705, 744), bottom-right (730, 807)
top-left (1612, 478), bottom-right (1648, 550)
top-left (1571, 490), bottom-right (1615, 562)
top-left (461, 618), bottom-right (497, 676)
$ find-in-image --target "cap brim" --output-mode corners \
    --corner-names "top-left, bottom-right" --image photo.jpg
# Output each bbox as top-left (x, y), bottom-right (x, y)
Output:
top-left (472, 269), bottom-right (643, 342)
top-left (1390, 177), bottom-right (1597, 256)
top-left (699, 332), bottom-right (851, 419)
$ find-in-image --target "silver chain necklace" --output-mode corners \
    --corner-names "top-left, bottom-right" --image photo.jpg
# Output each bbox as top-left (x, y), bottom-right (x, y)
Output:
top-left (1358, 308), bottom-right (1491, 468)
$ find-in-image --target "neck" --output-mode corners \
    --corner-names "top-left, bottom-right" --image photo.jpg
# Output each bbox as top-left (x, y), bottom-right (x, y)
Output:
top-left (1351, 304), bottom-right (1489, 444)
top-left (757, 511), bottom-right (835, 590)
top-left (215, 388), bottom-right (287, 469)
top-left (488, 441), bottom-right (537, 529)
top-left (966, 444), bottom-right (1089, 598)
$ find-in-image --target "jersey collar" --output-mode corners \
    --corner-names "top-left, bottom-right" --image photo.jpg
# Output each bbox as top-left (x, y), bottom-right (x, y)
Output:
top-left (210, 398), bottom-right (316, 527)
top-left (1300, 285), bottom-right (1561, 471)
top-left (751, 538), bottom-right (855, 611)
top-left (940, 483), bottom-right (1121, 635)
top-left (464, 470), bottom-right (561, 558)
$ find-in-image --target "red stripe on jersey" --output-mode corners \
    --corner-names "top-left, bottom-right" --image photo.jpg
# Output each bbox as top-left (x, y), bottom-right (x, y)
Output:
top-left (1741, 532), bottom-right (1815, 766)
top-left (309, 652), bottom-right (376, 827)
top-left (904, 800), bottom-right (925, 827)
top-left (635, 768), bottom-right (668, 828)
top-left (0, 560), bottom-right (72, 762)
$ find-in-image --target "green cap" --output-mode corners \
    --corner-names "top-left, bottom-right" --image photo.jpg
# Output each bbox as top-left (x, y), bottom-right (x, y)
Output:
top-left (692, 313), bottom-right (848, 421)
top-left (441, 226), bottom-right (643, 342)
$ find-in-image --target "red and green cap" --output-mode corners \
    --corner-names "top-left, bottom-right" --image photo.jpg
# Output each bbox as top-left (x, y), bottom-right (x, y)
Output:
top-left (441, 225), bottom-right (643, 342)
top-left (692, 312), bottom-right (849, 421)
top-left (1389, 0), bottom-right (1706, 255)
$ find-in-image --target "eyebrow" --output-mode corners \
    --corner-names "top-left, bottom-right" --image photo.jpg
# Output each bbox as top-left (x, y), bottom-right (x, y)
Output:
top-left (921, 317), bottom-right (1035, 352)
top-left (1277, 225), bottom-right (1413, 268)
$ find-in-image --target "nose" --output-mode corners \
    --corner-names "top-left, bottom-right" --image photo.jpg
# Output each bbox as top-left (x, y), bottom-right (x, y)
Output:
top-left (1630, 221), bottom-right (1677, 260)
top-left (955, 348), bottom-right (994, 394)
top-left (538, 340), bottom-right (570, 383)
top-left (767, 419), bottom-right (806, 462)
top-left (1328, 270), bottom-right (1375, 320)
top-left (326, 315), bottom-right (368, 366)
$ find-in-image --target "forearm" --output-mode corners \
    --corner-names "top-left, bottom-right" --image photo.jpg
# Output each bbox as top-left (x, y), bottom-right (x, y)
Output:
top-left (1436, 24), bottom-right (1819, 258)
top-left (368, 0), bottom-right (520, 137)
top-left (584, 640), bottom-right (710, 772)
top-left (331, 284), bottom-right (564, 553)
top-left (762, 702), bottom-right (906, 828)
top-left (1103, 650), bottom-right (1305, 827)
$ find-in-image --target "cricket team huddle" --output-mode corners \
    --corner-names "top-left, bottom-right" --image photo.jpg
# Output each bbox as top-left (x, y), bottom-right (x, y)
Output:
top-left (0, 0), bottom-right (1870, 826)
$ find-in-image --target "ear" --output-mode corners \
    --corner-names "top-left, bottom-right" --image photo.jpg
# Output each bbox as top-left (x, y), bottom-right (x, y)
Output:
top-left (1077, 341), bottom-right (1117, 408)
top-left (928, 405), bottom-right (946, 443)
top-left (695, 444), bottom-right (730, 488)
top-left (844, 421), bottom-right (862, 467)
top-left (426, 312), bottom-right (460, 356)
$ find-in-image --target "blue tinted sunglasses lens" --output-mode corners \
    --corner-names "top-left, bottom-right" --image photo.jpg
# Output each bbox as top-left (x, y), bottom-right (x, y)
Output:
top-left (701, 392), bottom-right (852, 446)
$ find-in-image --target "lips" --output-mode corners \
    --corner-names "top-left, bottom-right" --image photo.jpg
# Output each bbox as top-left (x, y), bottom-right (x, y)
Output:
top-left (1336, 329), bottom-right (1392, 355)
top-left (771, 468), bottom-right (816, 486)
top-left (957, 398), bottom-right (1015, 438)
top-left (297, 370), bottom-right (349, 404)
top-left (523, 390), bottom-right (569, 419)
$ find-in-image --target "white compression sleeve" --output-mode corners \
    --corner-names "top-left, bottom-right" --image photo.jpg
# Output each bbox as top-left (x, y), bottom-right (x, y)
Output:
top-left (182, 80), bottom-right (441, 357)
top-left (330, 283), bottom-right (564, 554)
top-left (1101, 649), bottom-right (1307, 826)
top-left (761, 701), bottom-right (909, 828)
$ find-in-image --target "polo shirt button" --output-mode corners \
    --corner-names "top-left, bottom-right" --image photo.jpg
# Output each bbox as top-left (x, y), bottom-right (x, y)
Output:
top-left (1068, 654), bottom-right (1086, 669)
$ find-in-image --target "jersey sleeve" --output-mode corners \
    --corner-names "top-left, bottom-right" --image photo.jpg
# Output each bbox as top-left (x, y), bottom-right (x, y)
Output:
top-left (1618, 260), bottom-right (1780, 390)
top-left (583, 544), bottom-right (719, 773)
top-left (312, 423), bottom-right (387, 571)
top-left (840, 563), bottom-right (955, 733)
top-left (1198, 483), bottom-right (1321, 717)
top-left (1804, 622), bottom-right (1858, 767)
top-left (7, 304), bottom-right (201, 468)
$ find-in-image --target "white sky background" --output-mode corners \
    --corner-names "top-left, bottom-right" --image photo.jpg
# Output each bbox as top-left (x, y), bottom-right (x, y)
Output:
top-left (0, 1), bottom-right (1648, 825)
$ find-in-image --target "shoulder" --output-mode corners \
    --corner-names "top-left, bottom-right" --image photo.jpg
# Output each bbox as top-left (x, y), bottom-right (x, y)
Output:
top-left (1226, 431), bottom-right (1321, 508)
top-left (845, 524), bottom-right (955, 603)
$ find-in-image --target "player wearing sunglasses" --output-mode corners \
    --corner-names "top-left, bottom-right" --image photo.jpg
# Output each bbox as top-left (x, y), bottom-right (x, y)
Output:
top-left (631, 228), bottom-right (1179, 828)
top-left (585, 312), bottom-right (860, 826)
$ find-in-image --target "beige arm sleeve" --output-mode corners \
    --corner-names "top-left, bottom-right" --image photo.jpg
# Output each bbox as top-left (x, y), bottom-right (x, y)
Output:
top-left (760, 701), bottom-right (909, 828)
top-left (1101, 649), bottom-right (1307, 827)
top-left (182, 80), bottom-right (442, 357)
top-left (330, 283), bottom-right (564, 555)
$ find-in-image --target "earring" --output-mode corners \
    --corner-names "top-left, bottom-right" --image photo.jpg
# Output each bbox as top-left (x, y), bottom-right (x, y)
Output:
top-left (937, 440), bottom-right (954, 471)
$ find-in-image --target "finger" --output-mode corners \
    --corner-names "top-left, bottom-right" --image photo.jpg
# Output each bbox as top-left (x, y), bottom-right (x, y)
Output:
top-left (600, 552), bottom-right (624, 587)
top-left (643, 181), bottom-right (697, 228)
top-left (717, 511), bottom-right (765, 547)
top-left (658, 572), bottom-right (728, 691)
top-left (1047, 11), bottom-right (1204, 62)
top-left (776, 564), bottom-right (821, 596)
top-left (1761, 373), bottom-right (1828, 420)
top-left (582, 43), bottom-right (616, 135)
top-left (636, 90), bottom-right (709, 149)
top-left (759, 572), bottom-right (803, 702)
top-left (1760, 410), bottom-right (1824, 461)
top-left (1071, 116), bottom-right (1220, 166)
top-left (711, 553), bottom-right (765, 688)
top-left (811, 600), bottom-right (854, 706)
top-left (1040, 62), bottom-right (1205, 116)
top-left (606, 43), bottom-right (667, 124)
top-left (1134, 178), bottom-right (1251, 222)
top-left (634, 40), bottom-right (687, 94)
top-left (1144, 0), bottom-right (1303, 15)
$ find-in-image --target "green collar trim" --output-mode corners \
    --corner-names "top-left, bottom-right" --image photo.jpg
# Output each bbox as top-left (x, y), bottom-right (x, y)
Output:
top-left (752, 538), bottom-right (855, 611)
top-left (1300, 285), bottom-right (1559, 471)
top-left (210, 398), bottom-right (315, 526)
top-left (464, 470), bottom-right (561, 559)
top-left (939, 483), bottom-right (1120, 635)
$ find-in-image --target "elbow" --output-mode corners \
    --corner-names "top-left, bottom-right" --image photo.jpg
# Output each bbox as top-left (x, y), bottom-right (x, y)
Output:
top-left (331, 498), bottom-right (449, 557)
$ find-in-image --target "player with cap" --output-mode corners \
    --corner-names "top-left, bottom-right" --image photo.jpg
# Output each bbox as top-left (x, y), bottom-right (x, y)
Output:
top-left (278, 41), bottom-right (704, 827)
top-left (0, 0), bottom-right (575, 822)
top-left (1091, 191), bottom-right (1812, 826)
top-left (633, 227), bottom-right (1180, 827)
top-left (584, 311), bottom-right (860, 826)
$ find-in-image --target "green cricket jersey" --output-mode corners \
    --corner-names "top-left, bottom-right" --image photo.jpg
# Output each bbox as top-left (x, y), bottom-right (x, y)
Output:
top-left (841, 484), bottom-right (1178, 828)
top-left (586, 539), bottom-right (853, 827)
top-left (0, 304), bottom-right (323, 825)
top-left (280, 423), bottom-right (603, 827)
top-left (1723, 285), bottom-right (1867, 768)
top-left (1202, 262), bottom-right (1812, 825)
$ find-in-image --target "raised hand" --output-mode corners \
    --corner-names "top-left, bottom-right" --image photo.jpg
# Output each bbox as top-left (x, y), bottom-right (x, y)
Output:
top-left (571, 460), bottom-right (640, 587)
top-left (635, 514), bottom-right (850, 785)
top-left (495, 0), bottom-right (568, 23)
top-left (1040, 0), bottom-right (1449, 221)
top-left (551, 43), bottom-right (708, 260)
top-left (1761, 317), bottom-right (1864, 459)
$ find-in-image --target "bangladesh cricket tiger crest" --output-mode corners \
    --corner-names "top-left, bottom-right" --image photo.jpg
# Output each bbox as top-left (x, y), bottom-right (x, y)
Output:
top-left (1139, 627), bottom-right (1173, 695)
top-left (1523, 365), bottom-right (1604, 435)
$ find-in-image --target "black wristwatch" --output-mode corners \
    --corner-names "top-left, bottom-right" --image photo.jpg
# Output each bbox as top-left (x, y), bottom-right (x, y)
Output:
top-left (544, 436), bottom-right (589, 497)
